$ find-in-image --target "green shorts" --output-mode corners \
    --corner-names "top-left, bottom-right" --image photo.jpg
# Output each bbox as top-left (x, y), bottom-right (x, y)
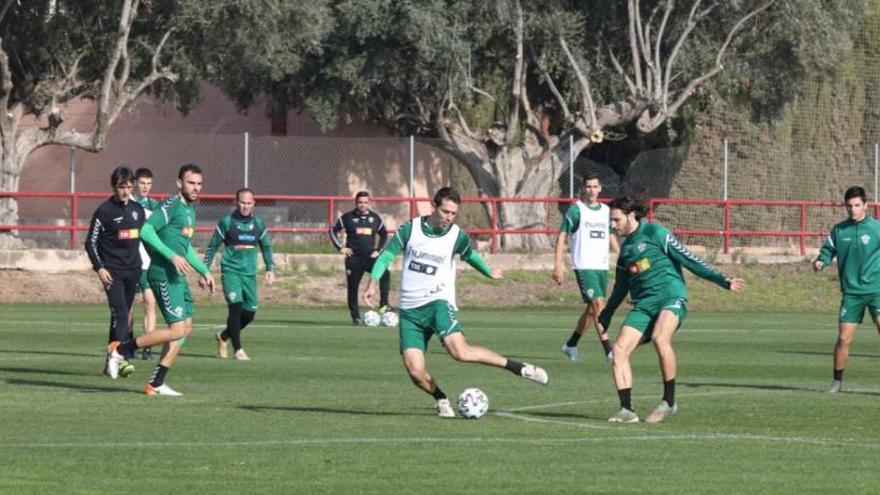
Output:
top-left (838, 293), bottom-right (880, 324)
top-left (222, 272), bottom-right (258, 312)
top-left (574, 269), bottom-right (608, 302)
top-left (137, 270), bottom-right (151, 292)
top-left (623, 296), bottom-right (688, 341)
top-left (150, 276), bottom-right (194, 325)
top-left (399, 300), bottom-right (462, 352)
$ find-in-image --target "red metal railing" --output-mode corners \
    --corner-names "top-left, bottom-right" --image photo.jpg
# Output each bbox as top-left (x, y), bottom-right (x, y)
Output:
top-left (0, 191), bottom-right (859, 254)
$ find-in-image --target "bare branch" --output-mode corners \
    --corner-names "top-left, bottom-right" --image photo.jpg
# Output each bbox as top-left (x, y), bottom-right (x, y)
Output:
top-left (661, 0), bottom-right (703, 113)
top-left (0, 39), bottom-right (12, 114)
top-left (559, 36), bottom-right (598, 131)
top-left (607, 47), bottom-right (637, 96)
top-left (533, 52), bottom-right (572, 119)
top-left (627, 0), bottom-right (644, 92)
top-left (97, 0), bottom-right (139, 142)
top-left (714, 0), bottom-right (774, 67)
top-left (653, 1), bottom-right (673, 100)
top-left (506, 0), bottom-right (524, 143)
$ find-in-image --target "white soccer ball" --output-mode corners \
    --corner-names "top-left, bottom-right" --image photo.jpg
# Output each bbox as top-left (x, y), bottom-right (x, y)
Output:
top-left (457, 388), bottom-right (489, 419)
top-left (381, 310), bottom-right (399, 327)
top-left (362, 310), bottom-right (381, 327)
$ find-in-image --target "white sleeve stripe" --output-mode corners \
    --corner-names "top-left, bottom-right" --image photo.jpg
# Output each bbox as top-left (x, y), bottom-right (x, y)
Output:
top-left (259, 230), bottom-right (268, 239)
top-left (215, 226), bottom-right (223, 237)
top-left (826, 235), bottom-right (834, 248)
top-left (667, 234), bottom-right (709, 267)
top-left (162, 207), bottom-right (169, 223)
top-left (90, 218), bottom-right (104, 265)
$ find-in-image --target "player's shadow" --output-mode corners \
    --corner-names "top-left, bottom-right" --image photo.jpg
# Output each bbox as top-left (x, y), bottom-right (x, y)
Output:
top-left (5, 378), bottom-right (140, 394)
top-left (682, 381), bottom-right (880, 396)
top-left (777, 350), bottom-right (880, 359)
top-left (238, 404), bottom-right (421, 417)
top-left (0, 348), bottom-right (97, 359)
top-left (0, 366), bottom-right (92, 377)
top-left (506, 410), bottom-right (609, 422)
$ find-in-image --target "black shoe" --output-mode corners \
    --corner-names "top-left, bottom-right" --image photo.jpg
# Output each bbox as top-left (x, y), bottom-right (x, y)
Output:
top-left (142, 348), bottom-right (154, 360)
top-left (352, 318), bottom-right (362, 326)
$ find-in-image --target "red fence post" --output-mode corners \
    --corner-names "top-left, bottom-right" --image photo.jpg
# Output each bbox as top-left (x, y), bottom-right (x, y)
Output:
top-left (70, 193), bottom-right (78, 250)
top-left (800, 203), bottom-right (807, 256)
top-left (328, 198), bottom-right (335, 228)
top-left (491, 199), bottom-right (499, 254)
top-left (648, 199), bottom-right (655, 222)
top-left (723, 201), bottom-right (731, 254)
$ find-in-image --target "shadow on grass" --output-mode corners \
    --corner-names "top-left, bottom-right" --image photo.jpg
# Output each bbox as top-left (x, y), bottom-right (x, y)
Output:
top-left (681, 381), bottom-right (880, 397)
top-left (0, 348), bottom-right (97, 359)
top-left (506, 410), bottom-right (609, 422)
top-left (255, 319), bottom-right (343, 327)
top-left (239, 404), bottom-right (421, 417)
top-left (5, 378), bottom-right (139, 394)
top-left (0, 366), bottom-right (91, 377)
top-left (777, 350), bottom-right (880, 359)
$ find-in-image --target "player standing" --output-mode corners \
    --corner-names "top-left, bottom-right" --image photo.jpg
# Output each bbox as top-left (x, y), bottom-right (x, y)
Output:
top-left (812, 186), bottom-right (880, 393)
top-left (203, 188), bottom-right (276, 361)
top-left (129, 167), bottom-right (161, 360)
top-left (553, 174), bottom-right (618, 363)
top-left (329, 191), bottom-right (391, 324)
top-left (106, 164), bottom-right (215, 396)
top-left (597, 196), bottom-right (745, 423)
top-left (363, 187), bottom-right (549, 418)
top-left (85, 166), bottom-right (144, 377)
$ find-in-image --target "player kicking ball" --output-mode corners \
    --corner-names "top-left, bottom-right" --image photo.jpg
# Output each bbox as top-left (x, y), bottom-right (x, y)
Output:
top-left (363, 187), bottom-right (549, 418)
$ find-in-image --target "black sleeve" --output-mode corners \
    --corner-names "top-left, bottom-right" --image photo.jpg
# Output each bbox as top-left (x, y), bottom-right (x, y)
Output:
top-left (375, 214), bottom-right (388, 250)
top-left (84, 207), bottom-right (105, 272)
top-left (329, 216), bottom-right (345, 250)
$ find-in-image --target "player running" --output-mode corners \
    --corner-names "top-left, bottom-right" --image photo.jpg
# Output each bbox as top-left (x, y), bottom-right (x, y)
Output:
top-left (106, 164), bottom-right (215, 396)
top-left (129, 167), bottom-right (161, 360)
top-left (362, 187), bottom-right (549, 418)
top-left (203, 188), bottom-right (276, 361)
top-left (597, 196), bottom-right (745, 423)
top-left (553, 174), bottom-right (618, 364)
top-left (812, 186), bottom-right (880, 394)
top-left (85, 166), bottom-right (144, 378)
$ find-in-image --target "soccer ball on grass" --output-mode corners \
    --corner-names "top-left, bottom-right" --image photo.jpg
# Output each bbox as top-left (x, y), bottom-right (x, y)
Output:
top-left (457, 388), bottom-right (489, 419)
top-left (362, 310), bottom-right (382, 327)
top-left (381, 310), bottom-right (399, 327)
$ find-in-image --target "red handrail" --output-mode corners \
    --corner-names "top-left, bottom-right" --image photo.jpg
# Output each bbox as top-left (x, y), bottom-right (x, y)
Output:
top-left (0, 191), bottom-right (844, 254)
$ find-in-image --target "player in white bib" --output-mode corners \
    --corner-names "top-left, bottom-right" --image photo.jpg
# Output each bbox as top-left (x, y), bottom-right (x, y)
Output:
top-left (553, 175), bottom-right (618, 364)
top-left (364, 187), bottom-right (549, 418)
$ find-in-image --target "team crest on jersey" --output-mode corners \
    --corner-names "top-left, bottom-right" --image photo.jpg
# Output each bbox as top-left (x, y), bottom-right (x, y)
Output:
top-left (229, 291), bottom-right (236, 300)
top-left (637, 242), bottom-right (647, 253)
top-left (586, 288), bottom-right (595, 298)
top-left (132, 211), bottom-right (139, 221)
top-left (861, 234), bottom-right (870, 245)
top-left (368, 216), bottom-right (373, 222)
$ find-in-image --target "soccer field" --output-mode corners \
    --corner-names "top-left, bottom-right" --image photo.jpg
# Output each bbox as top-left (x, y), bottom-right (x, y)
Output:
top-left (0, 304), bottom-right (878, 494)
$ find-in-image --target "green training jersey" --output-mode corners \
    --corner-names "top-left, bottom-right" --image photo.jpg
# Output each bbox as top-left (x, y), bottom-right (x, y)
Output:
top-left (816, 215), bottom-right (880, 295)
top-left (145, 193), bottom-right (198, 281)
top-left (133, 195), bottom-right (162, 211)
top-left (203, 211), bottom-right (275, 276)
top-left (600, 220), bottom-right (729, 326)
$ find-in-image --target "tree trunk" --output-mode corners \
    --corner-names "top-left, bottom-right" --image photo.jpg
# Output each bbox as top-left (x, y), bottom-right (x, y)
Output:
top-left (0, 140), bottom-right (23, 248)
top-left (443, 127), bottom-right (577, 252)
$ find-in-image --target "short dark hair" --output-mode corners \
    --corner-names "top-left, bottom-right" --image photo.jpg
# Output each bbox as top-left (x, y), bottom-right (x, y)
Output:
top-left (433, 186), bottom-right (461, 207)
top-left (583, 174), bottom-right (601, 185)
top-left (236, 188), bottom-right (254, 201)
top-left (844, 186), bottom-right (867, 203)
top-left (609, 195), bottom-right (650, 219)
top-left (110, 166), bottom-right (135, 187)
top-left (134, 168), bottom-right (153, 180)
top-left (178, 163), bottom-right (202, 179)
top-left (355, 191), bottom-right (370, 201)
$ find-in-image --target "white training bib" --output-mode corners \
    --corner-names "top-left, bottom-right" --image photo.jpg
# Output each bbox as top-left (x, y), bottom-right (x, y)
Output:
top-left (569, 201), bottom-right (610, 270)
top-left (139, 207), bottom-right (153, 270)
top-left (399, 217), bottom-right (460, 309)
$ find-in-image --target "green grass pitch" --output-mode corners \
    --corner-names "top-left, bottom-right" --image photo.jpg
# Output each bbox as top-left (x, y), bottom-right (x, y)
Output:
top-left (0, 303), bottom-right (878, 494)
